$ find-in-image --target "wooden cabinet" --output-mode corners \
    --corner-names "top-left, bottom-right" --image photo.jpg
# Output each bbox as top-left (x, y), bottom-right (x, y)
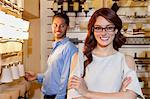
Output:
top-left (23, 0), bottom-right (40, 19)
top-left (118, 0), bottom-right (150, 96)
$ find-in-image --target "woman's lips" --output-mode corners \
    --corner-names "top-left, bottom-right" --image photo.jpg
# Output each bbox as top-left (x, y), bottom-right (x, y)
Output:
top-left (100, 37), bottom-right (109, 41)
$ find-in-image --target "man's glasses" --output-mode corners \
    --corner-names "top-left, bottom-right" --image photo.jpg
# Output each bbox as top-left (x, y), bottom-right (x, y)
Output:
top-left (93, 25), bottom-right (116, 32)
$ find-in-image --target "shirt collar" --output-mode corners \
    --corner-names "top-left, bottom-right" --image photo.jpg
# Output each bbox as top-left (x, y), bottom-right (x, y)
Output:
top-left (52, 37), bottom-right (69, 49)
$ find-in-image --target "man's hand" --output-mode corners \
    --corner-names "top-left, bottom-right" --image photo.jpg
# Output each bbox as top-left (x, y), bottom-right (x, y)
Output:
top-left (24, 71), bottom-right (37, 81)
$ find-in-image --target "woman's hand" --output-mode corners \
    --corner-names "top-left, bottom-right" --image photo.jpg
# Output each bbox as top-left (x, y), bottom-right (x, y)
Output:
top-left (68, 75), bottom-right (89, 96)
top-left (120, 77), bottom-right (132, 92)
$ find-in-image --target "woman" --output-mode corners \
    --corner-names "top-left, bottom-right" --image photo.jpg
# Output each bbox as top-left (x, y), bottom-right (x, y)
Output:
top-left (67, 8), bottom-right (144, 99)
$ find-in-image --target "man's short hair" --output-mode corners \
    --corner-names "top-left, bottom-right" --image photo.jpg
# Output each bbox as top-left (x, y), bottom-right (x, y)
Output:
top-left (52, 13), bottom-right (70, 26)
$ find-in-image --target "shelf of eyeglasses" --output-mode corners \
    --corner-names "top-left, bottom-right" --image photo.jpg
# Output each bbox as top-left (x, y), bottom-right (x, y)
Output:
top-left (0, 0), bottom-right (24, 11)
top-left (145, 96), bottom-right (150, 99)
top-left (119, 0), bottom-right (148, 7)
top-left (135, 58), bottom-right (150, 62)
top-left (142, 88), bottom-right (150, 96)
top-left (135, 61), bottom-right (150, 66)
top-left (136, 62), bottom-right (150, 65)
top-left (124, 31), bottom-right (145, 35)
top-left (139, 78), bottom-right (150, 85)
top-left (137, 72), bottom-right (150, 78)
top-left (1, 51), bottom-right (21, 59)
top-left (122, 15), bottom-right (150, 18)
top-left (135, 57), bottom-right (150, 60)
top-left (125, 43), bottom-right (150, 45)
top-left (137, 69), bottom-right (150, 73)
top-left (142, 87), bottom-right (150, 90)
top-left (120, 16), bottom-right (150, 23)
top-left (137, 65), bottom-right (150, 71)
top-left (123, 34), bottom-right (149, 38)
top-left (0, 38), bottom-right (24, 43)
top-left (136, 66), bottom-right (150, 72)
top-left (134, 56), bottom-right (150, 59)
top-left (124, 37), bottom-right (150, 45)
top-left (1, 62), bottom-right (20, 67)
top-left (120, 15), bottom-right (149, 19)
top-left (69, 38), bottom-right (84, 45)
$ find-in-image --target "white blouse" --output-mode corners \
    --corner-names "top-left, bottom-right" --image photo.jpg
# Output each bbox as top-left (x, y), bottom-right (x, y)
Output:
top-left (67, 51), bottom-right (144, 99)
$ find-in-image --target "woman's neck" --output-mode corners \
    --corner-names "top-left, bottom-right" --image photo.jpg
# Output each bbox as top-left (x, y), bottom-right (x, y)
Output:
top-left (93, 45), bottom-right (117, 57)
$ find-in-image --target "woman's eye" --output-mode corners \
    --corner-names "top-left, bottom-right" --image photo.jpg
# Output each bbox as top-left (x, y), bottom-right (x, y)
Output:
top-left (107, 27), bottom-right (114, 30)
top-left (95, 27), bottom-right (102, 30)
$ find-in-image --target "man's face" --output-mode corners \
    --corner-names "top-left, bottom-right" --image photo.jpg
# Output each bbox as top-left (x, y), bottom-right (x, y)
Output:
top-left (52, 17), bottom-right (68, 41)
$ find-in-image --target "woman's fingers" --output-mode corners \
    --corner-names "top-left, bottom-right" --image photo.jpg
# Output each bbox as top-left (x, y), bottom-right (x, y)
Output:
top-left (121, 77), bottom-right (132, 92)
top-left (68, 75), bottom-right (88, 96)
top-left (123, 77), bottom-right (131, 88)
top-left (68, 75), bottom-right (81, 89)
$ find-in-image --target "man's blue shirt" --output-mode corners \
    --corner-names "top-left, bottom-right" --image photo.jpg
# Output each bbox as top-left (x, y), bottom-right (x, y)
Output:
top-left (37, 37), bottom-right (78, 99)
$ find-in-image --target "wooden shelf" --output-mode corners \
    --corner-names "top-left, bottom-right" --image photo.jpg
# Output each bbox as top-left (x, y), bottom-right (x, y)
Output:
top-left (0, 2), bottom-right (22, 18)
top-left (142, 88), bottom-right (150, 95)
top-left (0, 7), bottom-right (22, 18)
top-left (119, 0), bottom-right (148, 7)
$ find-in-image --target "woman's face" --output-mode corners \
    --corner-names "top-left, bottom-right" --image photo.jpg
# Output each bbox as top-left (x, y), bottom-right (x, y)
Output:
top-left (93, 16), bottom-right (117, 48)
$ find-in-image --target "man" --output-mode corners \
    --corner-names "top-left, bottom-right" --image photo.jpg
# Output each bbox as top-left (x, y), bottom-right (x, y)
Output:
top-left (25, 13), bottom-right (78, 99)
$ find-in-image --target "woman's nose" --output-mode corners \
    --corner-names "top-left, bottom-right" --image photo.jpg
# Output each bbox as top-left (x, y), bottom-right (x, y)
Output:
top-left (100, 31), bottom-right (107, 35)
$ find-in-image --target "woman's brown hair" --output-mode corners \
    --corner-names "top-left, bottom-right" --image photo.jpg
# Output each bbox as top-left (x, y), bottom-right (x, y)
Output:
top-left (83, 8), bottom-right (126, 77)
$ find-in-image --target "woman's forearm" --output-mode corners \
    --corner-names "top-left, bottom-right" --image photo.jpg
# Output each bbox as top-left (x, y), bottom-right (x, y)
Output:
top-left (84, 90), bottom-right (136, 99)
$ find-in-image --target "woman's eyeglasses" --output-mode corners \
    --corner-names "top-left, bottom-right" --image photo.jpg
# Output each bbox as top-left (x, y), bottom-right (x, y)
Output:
top-left (93, 25), bottom-right (115, 32)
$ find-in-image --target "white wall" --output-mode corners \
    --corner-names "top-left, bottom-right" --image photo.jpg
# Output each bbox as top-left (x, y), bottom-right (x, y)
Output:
top-left (23, 18), bottom-right (41, 73)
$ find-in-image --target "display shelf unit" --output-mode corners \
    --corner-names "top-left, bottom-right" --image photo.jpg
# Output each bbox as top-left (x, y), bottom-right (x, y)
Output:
top-left (0, 0), bottom-right (30, 98)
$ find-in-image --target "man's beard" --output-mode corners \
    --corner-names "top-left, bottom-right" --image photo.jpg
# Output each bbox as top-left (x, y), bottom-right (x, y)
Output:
top-left (56, 32), bottom-right (66, 39)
